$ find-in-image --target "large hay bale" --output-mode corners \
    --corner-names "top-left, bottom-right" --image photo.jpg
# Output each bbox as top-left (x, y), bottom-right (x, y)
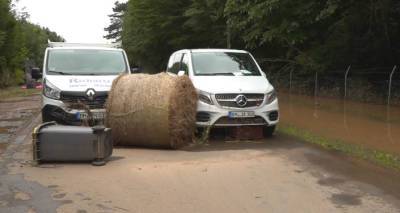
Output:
top-left (106, 73), bottom-right (198, 149)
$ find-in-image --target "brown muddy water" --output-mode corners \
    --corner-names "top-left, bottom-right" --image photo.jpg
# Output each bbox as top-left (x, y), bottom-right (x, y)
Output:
top-left (279, 92), bottom-right (400, 155)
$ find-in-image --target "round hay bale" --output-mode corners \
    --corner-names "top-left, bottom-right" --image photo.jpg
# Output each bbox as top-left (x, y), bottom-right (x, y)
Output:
top-left (106, 73), bottom-right (198, 149)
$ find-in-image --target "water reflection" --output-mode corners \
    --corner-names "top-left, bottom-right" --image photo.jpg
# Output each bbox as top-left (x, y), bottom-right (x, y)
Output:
top-left (280, 93), bottom-right (400, 155)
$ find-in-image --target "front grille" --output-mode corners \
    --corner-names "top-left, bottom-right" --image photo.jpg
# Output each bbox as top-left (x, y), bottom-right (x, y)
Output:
top-left (269, 111), bottom-right (279, 121)
top-left (215, 94), bottom-right (264, 108)
top-left (196, 112), bottom-right (211, 122)
top-left (61, 92), bottom-right (108, 109)
top-left (214, 116), bottom-right (267, 126)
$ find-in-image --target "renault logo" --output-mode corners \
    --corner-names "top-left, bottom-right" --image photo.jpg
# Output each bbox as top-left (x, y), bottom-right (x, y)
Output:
top-left (235, 95), bottom-right (247, 107)
top-left (86, 88), bottom-right (96, 100)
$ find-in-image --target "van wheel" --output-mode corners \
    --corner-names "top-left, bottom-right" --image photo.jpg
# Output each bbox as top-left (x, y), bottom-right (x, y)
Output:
top-left (263, 125), bottom-right (276, 138)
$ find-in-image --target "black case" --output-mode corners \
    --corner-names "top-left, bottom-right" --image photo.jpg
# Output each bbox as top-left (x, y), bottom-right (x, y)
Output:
top-left (32, 122), bottom-right (113, 166)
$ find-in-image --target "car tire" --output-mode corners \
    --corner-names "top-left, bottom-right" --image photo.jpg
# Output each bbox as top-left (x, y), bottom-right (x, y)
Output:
top-left (263, 125), bottom-right (276, 138)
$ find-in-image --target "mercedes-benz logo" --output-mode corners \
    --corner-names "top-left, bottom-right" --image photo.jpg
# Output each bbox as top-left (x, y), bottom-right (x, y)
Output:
top-left (235, 95), bottom-right (248, 107)
top-left (86, 88), bottom-right (96, 101)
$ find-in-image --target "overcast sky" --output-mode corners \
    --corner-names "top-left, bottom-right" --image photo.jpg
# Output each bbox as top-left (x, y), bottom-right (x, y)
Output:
top-left (14, 0), bottom-right (127, 43)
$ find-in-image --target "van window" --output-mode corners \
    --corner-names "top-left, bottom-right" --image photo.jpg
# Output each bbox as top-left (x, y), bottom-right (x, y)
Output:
top-left (167, 54), bottom-right (175, 72)
top-left (167, 53), bottom-right (182, 74)
top-left (47, 49), bottom-right (127, 75)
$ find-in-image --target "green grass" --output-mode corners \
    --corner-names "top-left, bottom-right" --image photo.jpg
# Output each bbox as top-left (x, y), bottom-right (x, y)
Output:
top-left (0, 86), bottom-right (41, 100)
top-left (277, 124), bottom-right (400, 171)
top-left (193, 126), bottom-right (212, 145)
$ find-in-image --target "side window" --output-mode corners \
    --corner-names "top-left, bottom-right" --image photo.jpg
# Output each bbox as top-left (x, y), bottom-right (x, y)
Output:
top-left (168, 53), bottom-right (182, 74)
top-left (167, 54), bottom-right (176, 72)
top-left (181, 53), bottom-right (189, 75)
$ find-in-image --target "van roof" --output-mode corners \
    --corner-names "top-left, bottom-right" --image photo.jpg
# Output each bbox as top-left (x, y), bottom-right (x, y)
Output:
top-left (47, 46), bottom-right (123, 51)
top-left (47, 42), bottom-right (122, 51)
top-left (180, 49), bottom-right (249, 53)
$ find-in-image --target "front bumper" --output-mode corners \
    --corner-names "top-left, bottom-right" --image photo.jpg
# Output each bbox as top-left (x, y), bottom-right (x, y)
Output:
top-left (42, 95), bottom-right (106, 125)
top-left (196, 98), bottom-right (279, 127)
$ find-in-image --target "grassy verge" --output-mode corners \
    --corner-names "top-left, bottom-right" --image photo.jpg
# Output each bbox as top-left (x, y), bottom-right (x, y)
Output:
top-left (0, 86), bottom-right (41, 100)
top-left (277, 124), bottom-right (400, 171)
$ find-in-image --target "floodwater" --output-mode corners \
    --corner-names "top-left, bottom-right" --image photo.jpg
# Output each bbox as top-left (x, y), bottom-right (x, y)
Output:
top-left (279, 92), bottom-right (400, 155)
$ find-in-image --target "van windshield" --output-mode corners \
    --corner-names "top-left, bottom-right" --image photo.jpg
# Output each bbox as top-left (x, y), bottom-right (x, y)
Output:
top-left (46, 49), bottom-right (127, 75)
top-left (192, 52), bottom-right (261, 76)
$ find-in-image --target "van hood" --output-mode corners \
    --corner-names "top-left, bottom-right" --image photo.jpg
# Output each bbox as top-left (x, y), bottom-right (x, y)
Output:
top-left (191, 76), bottom-right (273, 94)
top-left (45, 75), bottom-right (119, 92)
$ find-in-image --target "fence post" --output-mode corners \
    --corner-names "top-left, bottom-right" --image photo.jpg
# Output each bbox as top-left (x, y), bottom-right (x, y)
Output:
top-left (388, 65), bottom-right (397, 105)
top-left (289, 69), bottom-right (293, 93)
top-left (314, 71), bottom-right (318, 99)
top-left (344, 65), bottom-right (351, 99)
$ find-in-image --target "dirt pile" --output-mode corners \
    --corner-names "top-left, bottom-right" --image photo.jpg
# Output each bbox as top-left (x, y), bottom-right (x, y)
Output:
top-left (106, 73), bottom-right (198, 149)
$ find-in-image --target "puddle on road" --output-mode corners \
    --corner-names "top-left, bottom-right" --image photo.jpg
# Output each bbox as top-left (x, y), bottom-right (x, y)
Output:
top-left (279, 93), bottom-right (400, 155)
top-left (0, 128), bottom-right (11, 147)
top-left (0, 110), bottom-right (35, 121)
top-left (0, 121), bottom-right (24, 129)
top-left (0, 132), bottom-right (11, 152)
top-left (0, 141), bottom-right (6, 147)
top-left (0, 126), bottom-right (16, 142)
top-left (0, 127), bottom-right (8, 134)
top-left (0, 140), bottom-right (8, 153)
top-left (330, 193), bottom-right (362, 206)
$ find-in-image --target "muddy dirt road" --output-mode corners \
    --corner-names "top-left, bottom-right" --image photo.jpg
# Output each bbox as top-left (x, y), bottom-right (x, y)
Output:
top-left (1, 95), bottom-right (400, 213)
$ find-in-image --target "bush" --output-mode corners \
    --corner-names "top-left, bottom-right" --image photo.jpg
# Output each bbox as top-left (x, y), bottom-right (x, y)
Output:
top-left (14, 69), bottom-right (25, 85)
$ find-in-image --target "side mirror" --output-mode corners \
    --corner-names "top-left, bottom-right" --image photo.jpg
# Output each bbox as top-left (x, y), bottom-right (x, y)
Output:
top-left (31, 68), bottom-right (42, 80)
top-left (177, 70), bottom-right (186, 76)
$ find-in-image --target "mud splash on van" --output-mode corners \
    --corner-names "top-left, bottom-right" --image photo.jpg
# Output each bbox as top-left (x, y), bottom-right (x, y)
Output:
top-left (279, 93), bottom-right (400, 155)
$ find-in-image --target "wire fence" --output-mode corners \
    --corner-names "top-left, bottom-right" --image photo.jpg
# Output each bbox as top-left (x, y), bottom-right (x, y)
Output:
top-left (261, 65), bottom-right (399, 106)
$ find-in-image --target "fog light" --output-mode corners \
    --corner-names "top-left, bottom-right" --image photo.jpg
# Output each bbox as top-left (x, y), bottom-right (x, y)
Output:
top-left (268, 111), bottom-right (279, 121)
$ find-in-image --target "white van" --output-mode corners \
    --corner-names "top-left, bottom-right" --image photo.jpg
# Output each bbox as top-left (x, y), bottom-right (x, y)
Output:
top-left (41, 42), bottom-right (130, 125)
top-left (166, 49), bottom-right (279, 136)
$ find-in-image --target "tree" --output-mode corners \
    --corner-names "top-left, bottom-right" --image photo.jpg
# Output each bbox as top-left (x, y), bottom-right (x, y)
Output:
top-left (122, 0), bottom-right (191, 71)
top-left (121, 0), bottom-right (231, 71)
top-left (0, 0), bottom-right (18, 87)
top-left (183, 0), bottom-right (228, 48)
top-left (120, 0), bottom-right (400, 75)
top-left (104, 1), bottom-right (127, 43)
top-left (224, 0), bottom-right (400, 72)
top-left (0, 0), bottom-right (64, 87)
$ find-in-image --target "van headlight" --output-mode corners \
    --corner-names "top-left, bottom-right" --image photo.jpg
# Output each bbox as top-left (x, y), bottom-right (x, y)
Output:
top-left (43, 79), bottom-right (61, 100)
top-left (265, 89), bottom-right (277, 105)
top-left (198, 90), bottom-right (214, 105)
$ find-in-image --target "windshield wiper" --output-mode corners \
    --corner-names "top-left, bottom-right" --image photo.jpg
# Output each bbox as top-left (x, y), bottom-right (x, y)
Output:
top-left (197, 73), bottom-right (235, 76)
top-left (48, 70), bottom-right (73, 75)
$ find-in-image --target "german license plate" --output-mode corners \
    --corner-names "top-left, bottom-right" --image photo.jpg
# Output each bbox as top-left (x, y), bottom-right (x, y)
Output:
top-left (76, 112), bottom-right (105, 120)
top-left (228, 111), bottom-right (255, 118)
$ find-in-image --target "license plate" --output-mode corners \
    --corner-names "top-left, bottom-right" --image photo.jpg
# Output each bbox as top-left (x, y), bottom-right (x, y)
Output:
top-left (228, 111), bottom-right (255, 118)
top-left (76, 112), bottom-right (105, 120)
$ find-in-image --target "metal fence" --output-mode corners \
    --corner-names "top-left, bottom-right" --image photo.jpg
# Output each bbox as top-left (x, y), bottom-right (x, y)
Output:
top-left (261, 65), bottom-right (399, 106)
